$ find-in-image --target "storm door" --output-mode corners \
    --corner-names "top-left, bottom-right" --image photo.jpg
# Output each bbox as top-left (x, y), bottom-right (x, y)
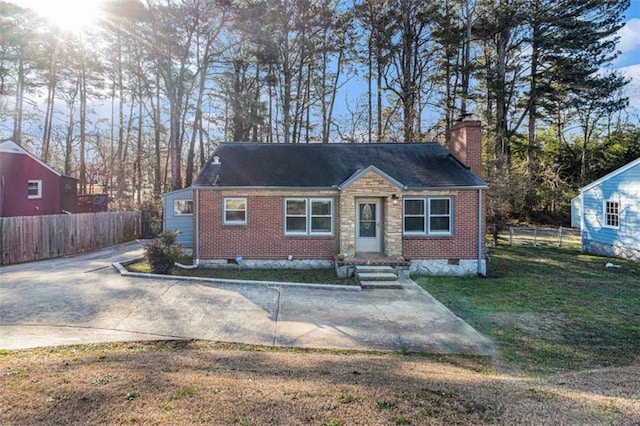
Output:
top-left (355, 199), bottom-right (381, 253)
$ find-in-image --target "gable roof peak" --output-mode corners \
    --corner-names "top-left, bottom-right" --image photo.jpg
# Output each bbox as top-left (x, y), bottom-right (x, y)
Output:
top-left (580, 156), bottom-right (640, 192)
top-left (338, 165), bottom-right (406, 190)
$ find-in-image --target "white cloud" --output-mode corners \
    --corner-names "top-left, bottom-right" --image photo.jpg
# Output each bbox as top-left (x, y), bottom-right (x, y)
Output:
top-left (618, 64), bottom-right (640, 109)
top-left (618, 64), bottom-right (640, 84)
top-left (617, 18), bottom-right (640, 53)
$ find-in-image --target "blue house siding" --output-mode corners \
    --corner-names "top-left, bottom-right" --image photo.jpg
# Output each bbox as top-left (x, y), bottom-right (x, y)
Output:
top-left (580, 159), bottom-right (640, 262)
top-left (161, 188), bottom-right (194, 248)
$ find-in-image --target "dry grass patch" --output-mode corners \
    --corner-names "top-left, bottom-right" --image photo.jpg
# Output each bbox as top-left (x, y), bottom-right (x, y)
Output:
top-left (1, 341), bottom-right (639, 425)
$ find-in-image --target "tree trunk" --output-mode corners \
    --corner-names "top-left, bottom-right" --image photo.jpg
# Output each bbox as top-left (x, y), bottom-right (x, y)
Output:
top-left (367, 32), bottom-right (373, 144)
top-left (495, 24), bottom-right (511, 174)
top-left (12, 56), bottom-right (24, 146)
top-left (186, 40), bottom-right (211, 186)
top-left (526, 20), bottom-right (540, 216)
top-left (79, 60), bottom-right (87, 195)
top-left (116, 31), bottom-right (125, 200)
top-left (42, 50), bottom-right (57, 163)
top-left (153, 74), bottom-right (162, 196)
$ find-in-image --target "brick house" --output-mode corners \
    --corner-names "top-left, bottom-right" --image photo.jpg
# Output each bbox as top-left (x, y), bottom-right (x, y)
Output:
top-left (191, 118), bottom-right (487, 275)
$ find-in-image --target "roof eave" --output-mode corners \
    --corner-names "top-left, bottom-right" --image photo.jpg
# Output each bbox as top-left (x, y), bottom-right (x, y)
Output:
top-left (404, 184), bottom-right (489, 191)
top-left (192, 185), bottom-right (339, 191)
top-left (580, 156), bottom-right (640, 193)
top-left (0, 140), bottom-right (63, 177)
top-left (160, 187), bottom-right (193, 197)
top-left (192, 184), bottom-right (489, 191)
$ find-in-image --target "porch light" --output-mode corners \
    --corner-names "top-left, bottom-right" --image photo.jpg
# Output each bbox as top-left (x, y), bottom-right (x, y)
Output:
top-left (391, 194), bottom-right (399, 205)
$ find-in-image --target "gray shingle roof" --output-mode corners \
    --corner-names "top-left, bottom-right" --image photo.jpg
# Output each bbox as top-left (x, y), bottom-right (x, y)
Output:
top-left (193, 142), bottom-right (487, 189)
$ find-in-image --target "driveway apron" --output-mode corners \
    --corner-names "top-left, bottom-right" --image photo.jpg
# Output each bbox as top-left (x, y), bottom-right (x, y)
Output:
top-left (0, 241), bottom-right (494, 355)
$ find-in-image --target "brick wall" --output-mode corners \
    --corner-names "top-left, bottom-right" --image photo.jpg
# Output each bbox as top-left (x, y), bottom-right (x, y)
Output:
top-left (197, 189), bottom-right (339, 260)
top-left (196, 181), bottom-right (485, 263)
top-left (402, 189), bottom-right (485, 260)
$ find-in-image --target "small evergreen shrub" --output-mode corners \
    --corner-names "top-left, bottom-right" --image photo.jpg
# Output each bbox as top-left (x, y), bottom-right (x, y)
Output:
top-left (143, 230), bottom-right (182, 274)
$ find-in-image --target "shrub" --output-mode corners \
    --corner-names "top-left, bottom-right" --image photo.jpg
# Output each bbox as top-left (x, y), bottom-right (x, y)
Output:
top-left (143, 231), bottom-right (182, 274)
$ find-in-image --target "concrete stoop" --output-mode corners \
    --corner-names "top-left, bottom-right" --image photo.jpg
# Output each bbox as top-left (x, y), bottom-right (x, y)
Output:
top-left (354, 265), bottom-right (403, 289)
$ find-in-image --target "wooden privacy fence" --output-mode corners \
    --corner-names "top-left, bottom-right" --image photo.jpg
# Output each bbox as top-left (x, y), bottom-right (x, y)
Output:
top-left (0, 211), bottom-right (141, 266)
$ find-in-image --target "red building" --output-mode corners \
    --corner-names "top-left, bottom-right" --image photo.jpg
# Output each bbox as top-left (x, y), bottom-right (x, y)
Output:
top-left (0, 141), bottom-right (77, 217)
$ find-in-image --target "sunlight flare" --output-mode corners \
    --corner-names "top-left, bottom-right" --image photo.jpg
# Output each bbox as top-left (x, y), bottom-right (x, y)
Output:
top-left (15, 0), bottom-right (104, 33)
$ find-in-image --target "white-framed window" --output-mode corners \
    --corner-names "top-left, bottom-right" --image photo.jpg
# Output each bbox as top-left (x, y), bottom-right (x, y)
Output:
top-left (27, 180), bottom-right (42, 199)
top-left (173, 199), bottom-right (193, 216)
top-left (403, 197), bottom-right (453, 235)
top-left (285, 198), bottom-right (333, 235)
top-left (429, 198), bottom-right (452, 234)
top-left (403, 198), bottom-right (426, 234)
top-left (285, 198), bottom-right (307, 234)
top-left (311, 199), bottom-right (332, 234)
top-left (605, 200), bottom-right (620, 228)
top-left (223, 197), bottom-right (247, 225)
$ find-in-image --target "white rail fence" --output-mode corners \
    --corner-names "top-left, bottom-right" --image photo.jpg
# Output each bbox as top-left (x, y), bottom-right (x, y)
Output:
top-left (508, 226), bottom-right (581, 249)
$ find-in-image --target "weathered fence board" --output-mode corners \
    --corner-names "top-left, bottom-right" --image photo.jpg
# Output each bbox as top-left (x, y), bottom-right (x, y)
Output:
top-left (0, 212), bottom-right (141, 265)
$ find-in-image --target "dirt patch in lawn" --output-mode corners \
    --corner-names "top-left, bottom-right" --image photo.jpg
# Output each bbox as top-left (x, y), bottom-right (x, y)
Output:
top-left (2, 341), bottom-right (639, 425)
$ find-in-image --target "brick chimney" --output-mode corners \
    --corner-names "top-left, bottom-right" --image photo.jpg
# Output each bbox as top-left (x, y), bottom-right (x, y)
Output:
top-left (449, 117), bottom-right (483, 177)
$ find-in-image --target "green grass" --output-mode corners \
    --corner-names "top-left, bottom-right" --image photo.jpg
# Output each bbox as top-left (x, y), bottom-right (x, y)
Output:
top-left (126, 259), bottom-right (357, 286)
top-left (414, 245), bottom-right (640, 376)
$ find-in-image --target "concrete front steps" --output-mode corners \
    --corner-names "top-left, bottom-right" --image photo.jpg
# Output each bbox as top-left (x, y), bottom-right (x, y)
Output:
top-left (354, 265), bottom-right (402, 289)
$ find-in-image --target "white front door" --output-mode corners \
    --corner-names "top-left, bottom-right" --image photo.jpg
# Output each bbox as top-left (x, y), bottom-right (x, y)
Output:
top-left (355, 199), bottom-right (381, 253)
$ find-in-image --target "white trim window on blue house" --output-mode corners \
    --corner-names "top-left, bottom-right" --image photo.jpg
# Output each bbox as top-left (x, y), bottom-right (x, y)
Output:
top-left (576, 156), bottom-right (640, 263)
top-left (174, 199), bottom-right (193, 216)
top-left (285, 198), bottom-right (333, 236)
top-left (27, 179), bottom-right (42, 199)
top-left (223, 197), bottom-right (247, 225)
top-left (605, 199), bottom-right (620, 228)
top-left (403, 197), bottom-right (453, 236)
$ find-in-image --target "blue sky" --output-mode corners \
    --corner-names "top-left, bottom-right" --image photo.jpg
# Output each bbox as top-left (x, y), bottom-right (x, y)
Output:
top-left (617, 1), bottom-right (640, 67)
top-left (616, 1), bottom-right (640, 108)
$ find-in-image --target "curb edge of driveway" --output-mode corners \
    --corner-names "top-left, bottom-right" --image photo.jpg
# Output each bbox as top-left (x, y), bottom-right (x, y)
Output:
top-left (112, 259), bottom-right (363, 292)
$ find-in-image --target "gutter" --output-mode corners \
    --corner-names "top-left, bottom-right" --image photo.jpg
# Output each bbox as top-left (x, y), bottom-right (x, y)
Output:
top-left (191, 184), bottom-right (489, 191)
top-left (191, 185), bottom-right (340, 191)
top-left (478, 188), bottom-right (485, 277)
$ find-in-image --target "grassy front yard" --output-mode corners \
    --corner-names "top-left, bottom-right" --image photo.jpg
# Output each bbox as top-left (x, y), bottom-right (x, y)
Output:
top-left (414, 244), bottom-right (640, 376)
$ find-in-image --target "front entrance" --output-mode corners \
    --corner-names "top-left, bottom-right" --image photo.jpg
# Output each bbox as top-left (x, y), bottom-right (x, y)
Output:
top-left (355, 199), bottom-right (382, 253)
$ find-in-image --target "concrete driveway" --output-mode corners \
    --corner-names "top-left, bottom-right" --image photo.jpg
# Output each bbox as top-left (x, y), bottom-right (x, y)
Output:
top-left (0, 241), bottom-right (494, 355)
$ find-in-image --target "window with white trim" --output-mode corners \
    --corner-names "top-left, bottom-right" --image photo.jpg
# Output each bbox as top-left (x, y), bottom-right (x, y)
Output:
top-left (429, 198), bottom-right (452, 234)
top-left (404, 199), bottom-right (426, 233)
top-left (223, 197), bottom-right (247, 225)
top-left (285, 198), bottom-right (333, 235)
top-left (605, 200), bottom-right (619, 228)
top-left (174, 199), bottom-right (193, 216)
top-left (27, 180), bottom-right (42, 199)
top-left (403, 197), bottom-right (453, 235)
